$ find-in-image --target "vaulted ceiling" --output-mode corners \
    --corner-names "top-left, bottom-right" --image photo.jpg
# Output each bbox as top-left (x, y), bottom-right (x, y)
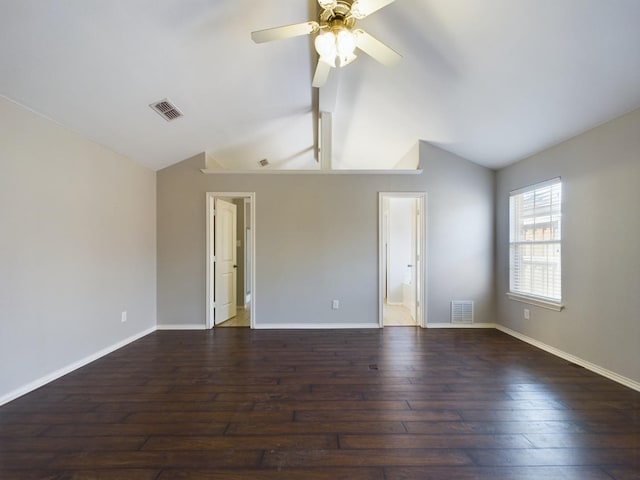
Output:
top-left (1, 0), bottom-right (639, 171)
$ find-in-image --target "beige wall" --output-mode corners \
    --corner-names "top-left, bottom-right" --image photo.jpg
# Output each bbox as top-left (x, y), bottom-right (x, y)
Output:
top-left (0, 96), bottom-right (157, 402)
top-left (495, 108), bottom-right (640, 384)
top-left (157, 142), bottom-right (495, 328)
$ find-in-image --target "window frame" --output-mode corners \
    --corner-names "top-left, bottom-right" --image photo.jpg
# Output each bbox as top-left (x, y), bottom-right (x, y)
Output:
top-left (507, 178), bottom-right (564, 311)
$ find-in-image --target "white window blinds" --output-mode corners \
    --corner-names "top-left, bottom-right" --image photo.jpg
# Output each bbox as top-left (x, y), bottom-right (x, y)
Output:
top-left (509, 178), bottom-right (562, 302)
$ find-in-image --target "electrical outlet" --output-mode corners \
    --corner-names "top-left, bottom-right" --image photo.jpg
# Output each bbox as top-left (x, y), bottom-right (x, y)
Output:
top-left (332, 300), bottom-right (339, 310)
top-left (121, 311), bottom-right (127, 323)
top-left (524, 309), bottom-right (530, 320)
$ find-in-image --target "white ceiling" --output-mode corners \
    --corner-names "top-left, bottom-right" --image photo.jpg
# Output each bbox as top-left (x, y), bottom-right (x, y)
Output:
top-left (1, 0), bottom-right (639, 171)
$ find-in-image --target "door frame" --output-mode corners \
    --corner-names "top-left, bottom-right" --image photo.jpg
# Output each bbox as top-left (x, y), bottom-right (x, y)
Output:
top-left (206, 192), bottom-right (256, 329)
top-left (378, 192), bottom-right (427, 328)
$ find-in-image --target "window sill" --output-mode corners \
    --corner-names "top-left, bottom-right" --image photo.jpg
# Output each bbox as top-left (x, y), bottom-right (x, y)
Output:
top-left (506, 292), bottom-right (564, 311)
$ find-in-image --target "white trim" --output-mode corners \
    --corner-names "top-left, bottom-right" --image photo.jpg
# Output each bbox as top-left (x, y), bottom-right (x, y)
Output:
top-left (243, 198), bottom-right (251, 309)
top-left (0, 327), bottom-right (156, 407)
top-left (427, 323), bottom-right (498, 329)
top-left (496, 325), bottom-right (640, 392)
top-left (378, 192), bottom-right (427, 329)
top-left (206, 192), bottom-right (256, 330)
top-left (156, 324), bottom-right (207, 331)
top-left (206, 194), bottom-right (214, 329)
top-left (508, 179), bottom-right (563, 303)
top-left (201, 169), bottom-right (422, 175)
top-left (507, 292), bottom-right (564, 311)
top-left (254, 323), bottom-right (380, 330)
top-left (510, 176), bottom-right (561, 196)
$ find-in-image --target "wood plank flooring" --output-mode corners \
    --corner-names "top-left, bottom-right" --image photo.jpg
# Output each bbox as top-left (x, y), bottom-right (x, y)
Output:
top-left (0, 328), bottom-right (638, 479)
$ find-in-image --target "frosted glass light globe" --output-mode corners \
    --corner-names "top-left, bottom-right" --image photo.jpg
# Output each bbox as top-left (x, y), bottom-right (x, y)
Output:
top-left (315, 31), bottom-right (337, 66)
top-left (336, 29), bottom-right (356, 58)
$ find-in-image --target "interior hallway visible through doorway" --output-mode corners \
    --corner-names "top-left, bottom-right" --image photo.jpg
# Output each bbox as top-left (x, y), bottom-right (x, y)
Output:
top-left (216, 307), bottom-right (250, 327)
top-left (383, 303), bottom-right (417, 326)
top-left (380, 193), bottom-right (425, 327)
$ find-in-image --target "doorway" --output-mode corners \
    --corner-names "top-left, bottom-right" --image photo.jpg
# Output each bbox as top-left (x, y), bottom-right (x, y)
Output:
top-left (206, 192), bottom-right (255, 329)
top-left (379, 193), bottom-right (426, 327)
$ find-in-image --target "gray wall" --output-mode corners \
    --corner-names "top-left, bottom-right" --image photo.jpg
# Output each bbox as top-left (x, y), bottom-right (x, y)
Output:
top-left (0, 96), bottom-right (157, 402)
top-left (495, 108), bottom-right (640, 383)
top-left (157, 142), bottom-right (495, 327)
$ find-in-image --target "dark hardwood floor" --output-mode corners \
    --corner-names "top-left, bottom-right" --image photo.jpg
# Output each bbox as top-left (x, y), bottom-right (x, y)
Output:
top-left (0, 328), bottom-right (638, 479)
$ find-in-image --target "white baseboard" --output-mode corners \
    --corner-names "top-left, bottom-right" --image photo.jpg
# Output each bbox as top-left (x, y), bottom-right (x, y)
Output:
top-left (156, 324), bottom-right (207, 330)
top-left (255, 323), bottom-right (380, 330)
top-left (0, 326), bottom-right (156, 407)
top-left (427, 322), bottom-right (498, 329)
top-left (496, 325), bottom-right (640, 392)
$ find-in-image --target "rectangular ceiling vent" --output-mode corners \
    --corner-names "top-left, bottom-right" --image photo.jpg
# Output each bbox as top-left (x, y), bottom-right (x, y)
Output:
top-left (149, 98), bottom-right (183, 122)
top-left (451, 301), bottom-right (474, 324)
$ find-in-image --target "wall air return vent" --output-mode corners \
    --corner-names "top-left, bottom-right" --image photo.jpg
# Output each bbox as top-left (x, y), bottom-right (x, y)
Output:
top-left (149, 98), bottom-right (183, 121)
top-left (451, 301), bottom-right (474, 324)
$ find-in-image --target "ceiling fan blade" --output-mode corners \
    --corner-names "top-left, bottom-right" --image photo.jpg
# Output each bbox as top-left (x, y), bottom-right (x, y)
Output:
top-left (350, 0), bottom-right (395, 19)
top-left (354, 29), bottom-right (402, 67)
top-left (251, 21), bottom-right (319, 43)
top-left (312, 59), bottom-right (332, 88)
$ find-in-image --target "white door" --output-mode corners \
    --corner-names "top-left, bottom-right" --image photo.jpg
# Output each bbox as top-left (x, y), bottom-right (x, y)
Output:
top-left (214, 199), bottom-right (237, 324)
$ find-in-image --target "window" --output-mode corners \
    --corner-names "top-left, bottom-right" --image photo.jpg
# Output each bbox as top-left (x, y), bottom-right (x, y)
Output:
top-left (509, 178), bottom-right (562, 309)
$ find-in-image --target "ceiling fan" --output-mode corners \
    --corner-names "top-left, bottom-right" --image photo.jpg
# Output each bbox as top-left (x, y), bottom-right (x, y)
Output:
top-left (251, 0), bottom-right (402, 88)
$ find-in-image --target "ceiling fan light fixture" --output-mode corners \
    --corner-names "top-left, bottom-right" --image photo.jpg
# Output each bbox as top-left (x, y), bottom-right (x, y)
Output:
top-left (338, 52), bottom-right (358, 67)
top-left (315, 26), bottom-right (357, 69)
top-left (336, 28), bottom-right (356, 59)
top-left (320, 55), bottom-right (337, 68)
top-left (315, 30), bottom-right (337, 61)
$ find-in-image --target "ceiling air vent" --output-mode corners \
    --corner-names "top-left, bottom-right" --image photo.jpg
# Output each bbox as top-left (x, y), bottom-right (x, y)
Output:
top-left (149, 98), bottom-right (183, 122)
top-left (451, 301), bottom-right (474, 324)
